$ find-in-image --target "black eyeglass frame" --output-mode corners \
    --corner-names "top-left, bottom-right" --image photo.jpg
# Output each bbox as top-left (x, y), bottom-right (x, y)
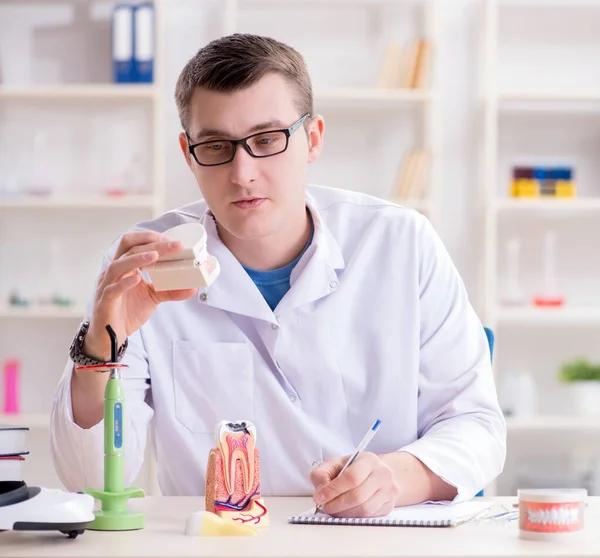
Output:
top-left (185, 113), bottom-right (311, 167)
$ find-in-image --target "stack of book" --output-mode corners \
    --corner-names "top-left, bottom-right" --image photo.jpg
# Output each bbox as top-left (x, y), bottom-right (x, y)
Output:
top-left (0, 424), bottom-right (29, 483)
top-left (377, 39), bottom-right (430, 90)
top-left (391, 149), bottom-right (429, 203)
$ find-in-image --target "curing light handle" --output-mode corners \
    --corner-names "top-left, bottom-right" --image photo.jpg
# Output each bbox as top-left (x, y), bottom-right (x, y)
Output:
top-left (84, 324), bottom-right (145, 531)
top-left (104, 324), bottom-right (124, 494)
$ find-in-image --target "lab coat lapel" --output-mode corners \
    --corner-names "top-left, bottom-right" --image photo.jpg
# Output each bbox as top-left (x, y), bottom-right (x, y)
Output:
top-left (275, 202), bottom-right (345, 314)
top-left (198, 214), bottom-right (275, 324)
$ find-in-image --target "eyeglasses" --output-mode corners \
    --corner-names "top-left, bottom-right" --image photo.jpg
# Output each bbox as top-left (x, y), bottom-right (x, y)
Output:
top-left (186, 113), bottom-right (311, 167)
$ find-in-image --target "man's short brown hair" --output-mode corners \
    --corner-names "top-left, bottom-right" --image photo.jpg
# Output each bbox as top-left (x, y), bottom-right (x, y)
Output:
top-left (175, 33), bottom-right (313, 132)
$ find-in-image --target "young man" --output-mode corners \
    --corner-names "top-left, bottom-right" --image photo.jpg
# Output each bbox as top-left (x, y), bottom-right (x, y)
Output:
top-left (50, 34), bottom-right (506, 518)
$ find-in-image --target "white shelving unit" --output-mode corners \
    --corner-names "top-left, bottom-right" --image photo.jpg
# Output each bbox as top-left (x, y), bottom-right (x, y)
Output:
top-left (0, 304), bottom-right (86, 319)
top-left (481, 0), bottom-right (600, 496)
top-left (0, 0), bottom-right (165, 494)
top-left (0, 413), bottom-right (50, 429)
top-left (0, 84), bottom-right (158, 100)
top-left (492, 197), bottom-right (600, 213)
top-left (496, 306), bottom-right (600, 327)
top-left (313, 87), bottom-right (433, 105)
top-left (222, 0), bottom-right (443, 229)
top-left (0, 194), bottom-right (156, 209)
top-left (506, 414), bottom-right (600, 434)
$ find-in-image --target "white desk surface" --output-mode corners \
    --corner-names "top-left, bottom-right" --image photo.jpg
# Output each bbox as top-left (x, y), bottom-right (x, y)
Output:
top-left (2, 496), bottom-right (599, 558)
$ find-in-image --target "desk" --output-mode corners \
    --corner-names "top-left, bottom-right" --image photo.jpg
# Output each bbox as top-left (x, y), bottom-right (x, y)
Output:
top-left (2, 496), bottom-right (599, 558)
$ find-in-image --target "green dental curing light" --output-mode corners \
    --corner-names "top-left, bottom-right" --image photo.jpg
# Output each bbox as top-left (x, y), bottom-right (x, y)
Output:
top-left (82, 324), bottom-right (145, 531)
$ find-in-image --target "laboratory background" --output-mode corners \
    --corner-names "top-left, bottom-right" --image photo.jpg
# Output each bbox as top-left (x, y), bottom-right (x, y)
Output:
top-left (0, 0), bottom-right (599, 499)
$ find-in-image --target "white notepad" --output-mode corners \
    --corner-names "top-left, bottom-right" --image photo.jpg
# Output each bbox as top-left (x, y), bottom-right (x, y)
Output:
top-left (288, 500), bottom-right (493, 528)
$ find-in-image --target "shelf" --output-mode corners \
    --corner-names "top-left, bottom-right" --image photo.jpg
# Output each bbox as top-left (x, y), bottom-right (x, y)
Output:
top-left (497, 91), bottom-right (600, 113)
top-left (314, 87), bottom-right (431, 108)
top-left (0, 84), bottom-right (157, 101)
top-left (498, 0), bottom-right (600, 7)
top-left (506, 415), bottom-right (600, 433)
top-left (499, 92), bottom-right (600, 102)
top-left (239, 0), bottom-right (425, 5)
top-left (495, 306), bottom-right (600, 326)
top-left (493, 198), bottom-right (600, 213)
top-left (0, 305), bottom-right (85, 319)
top-left (20, 411), bottom-right (598, 433)
top-left (0, 194), bottom-right (156, 209)
top-left (0, 413), bottom-right (50, 429)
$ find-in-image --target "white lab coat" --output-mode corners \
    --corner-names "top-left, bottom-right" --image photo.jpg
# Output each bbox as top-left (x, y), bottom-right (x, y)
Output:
top-left (50, 184), bottom-right (506, 500)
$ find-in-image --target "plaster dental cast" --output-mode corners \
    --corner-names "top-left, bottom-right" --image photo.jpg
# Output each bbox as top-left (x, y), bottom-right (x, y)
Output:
top-left (50, 33), bottom-right (506, 519)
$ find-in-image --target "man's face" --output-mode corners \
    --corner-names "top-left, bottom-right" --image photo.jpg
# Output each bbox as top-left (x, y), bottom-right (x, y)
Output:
top-left (179, 73), bottom-right (324, 241)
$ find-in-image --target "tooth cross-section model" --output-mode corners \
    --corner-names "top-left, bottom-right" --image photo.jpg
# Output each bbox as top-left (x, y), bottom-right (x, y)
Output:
top-left (205, 420), bottom-right (269, 527)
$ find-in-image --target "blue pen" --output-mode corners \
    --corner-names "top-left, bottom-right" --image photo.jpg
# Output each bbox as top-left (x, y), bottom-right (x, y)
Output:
top-left (314, 419), bottom-right (382, 515)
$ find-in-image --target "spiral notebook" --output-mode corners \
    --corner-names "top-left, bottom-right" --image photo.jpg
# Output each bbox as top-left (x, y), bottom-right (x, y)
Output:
top-left (288, 500), bottom-right (492, 528)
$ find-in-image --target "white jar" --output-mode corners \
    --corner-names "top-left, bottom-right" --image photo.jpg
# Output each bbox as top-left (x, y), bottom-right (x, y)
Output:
top-left (518, 488), bottom-right (587, 541)
top-left (570, 381), bottom-right (600, 417)
top-left (499, 370), bottom-right (537, 417)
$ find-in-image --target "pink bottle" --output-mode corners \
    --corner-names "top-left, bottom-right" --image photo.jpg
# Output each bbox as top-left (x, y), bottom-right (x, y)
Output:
top-left (3, 359), bottom-right (20, 414)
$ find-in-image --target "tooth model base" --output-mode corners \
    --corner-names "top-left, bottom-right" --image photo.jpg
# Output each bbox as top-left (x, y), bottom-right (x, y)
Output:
top-left (184, 510), bottom-right (259, 537)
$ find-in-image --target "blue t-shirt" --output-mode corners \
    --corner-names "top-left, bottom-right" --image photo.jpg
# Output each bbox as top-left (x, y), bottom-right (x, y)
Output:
top-left (243, 223), bottom-right (314, 311)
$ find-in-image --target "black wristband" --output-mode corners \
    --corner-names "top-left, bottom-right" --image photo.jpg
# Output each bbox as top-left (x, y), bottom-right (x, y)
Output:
top-left (69, 321), bottom-right (128, 366)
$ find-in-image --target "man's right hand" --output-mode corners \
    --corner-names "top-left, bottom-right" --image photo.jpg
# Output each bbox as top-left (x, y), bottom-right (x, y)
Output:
top-left (82, 230), bottom-right (198, 361)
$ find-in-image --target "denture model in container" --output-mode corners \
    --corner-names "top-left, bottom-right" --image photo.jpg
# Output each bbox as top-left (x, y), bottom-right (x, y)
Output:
top-left (518, 488), bottom-right (587, 541)
top-left (142, 223), bottom-right (220, 291)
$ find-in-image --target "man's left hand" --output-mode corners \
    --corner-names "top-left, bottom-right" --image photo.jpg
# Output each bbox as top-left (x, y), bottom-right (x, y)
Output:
top-left (310, 452), bottom-right (401, 518)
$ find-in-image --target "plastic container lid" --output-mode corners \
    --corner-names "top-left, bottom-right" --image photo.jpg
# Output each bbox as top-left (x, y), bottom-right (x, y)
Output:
top-left (518, 488), bottom-right (587, 503)
top-left (158, 223), bottom-right (208, 262)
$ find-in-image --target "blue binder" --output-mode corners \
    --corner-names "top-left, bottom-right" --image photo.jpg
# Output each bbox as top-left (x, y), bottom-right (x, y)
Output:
top-left (133, 2), bottom-right (154, 83)
top-left (111, 3), bottom-right (135, 83)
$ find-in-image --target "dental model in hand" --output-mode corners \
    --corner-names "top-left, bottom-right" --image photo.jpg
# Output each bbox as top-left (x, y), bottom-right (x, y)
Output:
top-left (204, 420), bottom-right (269, 527)
top-left (142, 223), bottom-right (220, 291)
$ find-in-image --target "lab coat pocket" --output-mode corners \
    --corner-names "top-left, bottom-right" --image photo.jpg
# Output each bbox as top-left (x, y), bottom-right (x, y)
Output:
top-left (172, 340), bottom-right (254, 434)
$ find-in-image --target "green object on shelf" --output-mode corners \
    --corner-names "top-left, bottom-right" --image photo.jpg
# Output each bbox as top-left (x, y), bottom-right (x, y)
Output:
top-left (559, 358), bottom-right (600, 383)
top-left (8, 292), bottom-right (29, 307)
top-left (52, 295), bottom-right (74, 307)
top-left (84, 325), bottom-right (145, 531)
